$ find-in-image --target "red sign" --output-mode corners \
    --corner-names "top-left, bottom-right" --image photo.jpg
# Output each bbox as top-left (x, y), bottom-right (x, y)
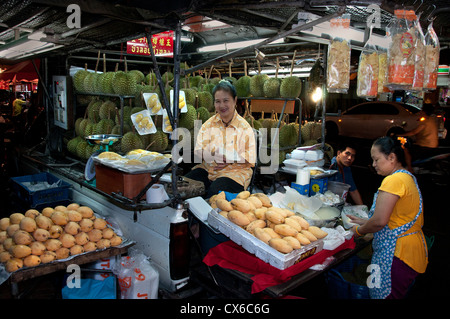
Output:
top-left (127, 31), bottom-right (174, 57)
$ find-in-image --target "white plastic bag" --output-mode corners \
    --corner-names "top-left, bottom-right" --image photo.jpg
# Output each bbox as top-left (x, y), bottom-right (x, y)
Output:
top-left (113, 250), bottom-right (159, 299)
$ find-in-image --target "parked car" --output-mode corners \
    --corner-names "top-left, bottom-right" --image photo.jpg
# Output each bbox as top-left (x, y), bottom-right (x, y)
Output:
top-left (325, 101), bottom-right (445, 140)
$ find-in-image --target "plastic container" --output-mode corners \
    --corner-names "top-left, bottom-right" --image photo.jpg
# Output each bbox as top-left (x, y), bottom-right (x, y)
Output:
top-left (10, 172), bottom-right (71, 208)
top-left (327, 181), bottom-right (350, 202)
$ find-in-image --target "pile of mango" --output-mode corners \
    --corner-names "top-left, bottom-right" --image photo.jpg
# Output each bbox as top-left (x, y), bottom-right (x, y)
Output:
top-left (209, 191), bottom-right (327, 254)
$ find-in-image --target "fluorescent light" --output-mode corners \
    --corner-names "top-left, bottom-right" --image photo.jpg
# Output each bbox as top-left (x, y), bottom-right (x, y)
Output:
top-left (198, 38), bottom-right (284, 53)
top-left (249, 67), bottom-right (312, 75)
top-left (301, 20), bottom-right (391, 48)
top-left (0, 29), bottom-right (63, 60)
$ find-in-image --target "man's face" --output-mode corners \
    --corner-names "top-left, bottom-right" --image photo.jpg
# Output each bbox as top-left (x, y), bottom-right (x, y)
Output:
top-left (337, 147), bottom-right (356, 167)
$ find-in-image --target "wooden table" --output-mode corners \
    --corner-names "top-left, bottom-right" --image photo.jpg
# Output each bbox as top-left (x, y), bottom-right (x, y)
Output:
top-left (8, 242), bottom-right (134, 298)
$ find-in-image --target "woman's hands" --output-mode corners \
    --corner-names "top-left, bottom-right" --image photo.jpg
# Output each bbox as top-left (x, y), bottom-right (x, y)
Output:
top-left (348, 215), bottom-right (366, 225)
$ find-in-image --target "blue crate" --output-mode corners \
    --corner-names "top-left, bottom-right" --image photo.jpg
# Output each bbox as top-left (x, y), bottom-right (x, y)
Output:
top-left (10, 172), bottom-right (71, 208)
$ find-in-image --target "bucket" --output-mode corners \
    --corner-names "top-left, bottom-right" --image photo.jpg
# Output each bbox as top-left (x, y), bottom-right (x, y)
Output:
top-left (327, 181), bottom-right (351, 201)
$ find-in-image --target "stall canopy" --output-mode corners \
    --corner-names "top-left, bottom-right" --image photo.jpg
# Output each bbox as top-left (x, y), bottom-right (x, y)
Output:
top-left (0, 59), bottom-right (40, 82)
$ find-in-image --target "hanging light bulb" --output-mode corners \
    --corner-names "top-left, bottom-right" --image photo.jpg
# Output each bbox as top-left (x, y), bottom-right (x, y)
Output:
top-left (312, 86), bottom-right (322, 103)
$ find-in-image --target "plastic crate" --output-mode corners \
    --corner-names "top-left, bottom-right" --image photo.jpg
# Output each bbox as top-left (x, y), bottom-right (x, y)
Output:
top-left (325, 254), bottom-right (371, 299)
top-left (10, 172), bottom-right (71, 208)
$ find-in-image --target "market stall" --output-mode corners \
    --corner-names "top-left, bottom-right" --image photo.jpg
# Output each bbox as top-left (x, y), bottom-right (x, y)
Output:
top-left (0, 0), bottom-right (445, 300)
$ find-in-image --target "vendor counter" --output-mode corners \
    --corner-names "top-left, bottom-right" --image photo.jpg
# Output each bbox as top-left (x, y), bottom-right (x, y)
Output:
top-left (191, 236), bottom-right (372, 299)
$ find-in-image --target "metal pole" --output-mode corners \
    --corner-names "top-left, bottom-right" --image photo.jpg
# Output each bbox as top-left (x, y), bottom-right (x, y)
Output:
top-left (172, 21), bottom-right (182, 202)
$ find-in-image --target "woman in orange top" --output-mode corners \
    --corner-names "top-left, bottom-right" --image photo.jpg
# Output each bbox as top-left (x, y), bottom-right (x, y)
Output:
top-left (185, 80), bottom-right (256, 198)
top-left (350, 136), bottom-right (428, 299)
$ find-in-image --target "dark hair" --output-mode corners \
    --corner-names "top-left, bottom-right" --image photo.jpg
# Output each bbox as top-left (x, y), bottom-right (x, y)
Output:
top-left (372, 136), bottom-right (407, 167)
top-left (212, 79), bottom-right (237, 99)
top-left (337, 142), bottom-right (357, 153)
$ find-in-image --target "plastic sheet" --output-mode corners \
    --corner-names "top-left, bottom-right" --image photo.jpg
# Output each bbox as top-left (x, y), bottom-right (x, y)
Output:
top-left (423, 21), bottom-right (440, 90)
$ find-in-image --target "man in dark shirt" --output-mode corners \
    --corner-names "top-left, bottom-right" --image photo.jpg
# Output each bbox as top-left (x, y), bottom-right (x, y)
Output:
top-left (329, 143), bottom-right (363, 205)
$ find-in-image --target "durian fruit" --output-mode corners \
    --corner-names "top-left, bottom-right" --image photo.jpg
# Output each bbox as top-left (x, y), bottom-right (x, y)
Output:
top-left (99, 100), bottom-right (117, 120)
top-left (111, 123), bottom-right (132, 135)
top-left (223, 76), bottom-right (237, 85)
top-left (147, 130), bottom-right (169, 152)
top-left (263, 77), bottom-right (281, 98)
top-left (73, 69), bottom-right (90, 93)
top-left (189, 75), bottom-right (204, 88)
top-left (83, 72), bottom-right (99, 93)
top-left (112, 71), bottom-right (137, 96)
top-left (83, 120), bottom-right (95, 138)
top-left (84, 144), bottom-right (95, 160)
top-left (77, 118), bottom-right (90, 137)
top-left (99, 72), bottom-right (116, 94)
top-left (87, 100), bottom-right (103, 123)
top-left (146, 71), bottom-right (157, 86)
top-left (67, 136), bottom-right (84, 155)
top-left (280, 76), bottom-right (302, 98)
top-left (197, 91), bottom-right (214, 112)
top-left (196, 106), bottom-right (211, 124)
top-left (93, 118), bottom-right (115, 135)
top-left (76, 141), bottom-right (89, 159)
top-left (116, 105), bottom-right (133, 127)
top-left (179, 104), bottom-right (197, 130)
top-left (249, 74), bottom-right (269, 97)
top-left (128, 70), bottom-right (145, 84)
top-left (301, 122), bottom-right (322, 142)
top-left (235, 75), bottom-right (251, 97)
top-left (182, 88), bottom-right (197, 106)
top-left (162, 71), bottom-right (174, 84)
top-left (121, 131), bottom-right (144, 154)
top-left (243, 102), bottom-right (261, 130)
top-left (279, 120), bottom-right (299, 147)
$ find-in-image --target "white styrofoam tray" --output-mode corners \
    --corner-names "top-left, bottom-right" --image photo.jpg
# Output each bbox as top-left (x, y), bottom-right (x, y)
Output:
top-left (207, 209), bottom-right (324, 270)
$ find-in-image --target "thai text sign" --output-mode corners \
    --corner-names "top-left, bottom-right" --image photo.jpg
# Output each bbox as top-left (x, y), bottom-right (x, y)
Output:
top-left (127, 31), bottom-right (174, 57)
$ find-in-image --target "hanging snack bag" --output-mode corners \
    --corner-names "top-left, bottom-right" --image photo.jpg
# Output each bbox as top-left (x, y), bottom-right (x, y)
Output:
top-left (411, 12), bottom-right (426, 91)
top-left (423, 20), bottom-right (440, 90)
top-left (357, 27), bottom-right (379, 98)
top-left (386, 10), bottom-right (416, 90)
top-left (377, 47), bottom-right (389, 93)
top-left (327, 14), bottom-right (351, 93)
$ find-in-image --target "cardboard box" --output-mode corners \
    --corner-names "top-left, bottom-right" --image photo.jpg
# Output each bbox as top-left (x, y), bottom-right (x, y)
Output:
top-left (309, 177), bottom-right (328, 196)
top-left (95, 163), bottom-right (152, 199)
top-left (291, 182), bottom-right (310, 196)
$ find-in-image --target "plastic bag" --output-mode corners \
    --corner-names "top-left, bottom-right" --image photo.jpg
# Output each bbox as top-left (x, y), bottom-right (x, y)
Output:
top-left (62, 276), bottom-right (116, 299)
top-left (386, 9), bottom-right (417, 90)
top-left (411, 12), bottom-right (426, 91)
top-left (377, 47), bottom-right (389, 93)
top-left (112, 250), bottom-right (159, 299)
top-left (327, 14), bottom-right (351, 93)
top-left (357, 27), bottom-right (379, 98)
top-left (423, 20), bottom-right (440, 90)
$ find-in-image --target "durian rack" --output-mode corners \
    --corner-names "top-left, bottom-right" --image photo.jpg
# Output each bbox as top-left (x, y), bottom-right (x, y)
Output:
top-left (69, 23), bottom-right (188, 214)
top-left (241, 96), bottom-right (303, 148)
top-left (75, 92), bottom-right (135, 137)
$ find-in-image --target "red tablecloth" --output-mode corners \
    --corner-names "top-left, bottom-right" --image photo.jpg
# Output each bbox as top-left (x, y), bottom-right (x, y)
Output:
top-left (203, 238), bottom-right (356, 294)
